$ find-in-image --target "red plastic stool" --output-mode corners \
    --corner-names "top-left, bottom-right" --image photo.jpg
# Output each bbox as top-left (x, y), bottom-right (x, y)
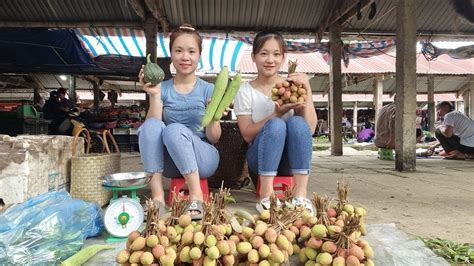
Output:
top-left (256, 176), bottom-right (294, 199)
top-left (168, 177), bottom-right (209, 206)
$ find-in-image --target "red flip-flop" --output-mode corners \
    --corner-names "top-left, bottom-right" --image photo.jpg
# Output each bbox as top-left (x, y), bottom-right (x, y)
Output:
top-left (439, 151), bottom-right (454, 157)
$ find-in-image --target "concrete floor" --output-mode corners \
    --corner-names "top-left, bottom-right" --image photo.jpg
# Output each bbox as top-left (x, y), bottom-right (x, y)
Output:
top-left (121, 148), bottom-right (474, 244)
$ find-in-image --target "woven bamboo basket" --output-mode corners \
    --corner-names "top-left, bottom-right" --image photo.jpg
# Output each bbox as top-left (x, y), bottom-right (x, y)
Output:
top-left (209, 121), bottom-right (248, 189)
top-left (70, 129), bottom-right (121, 206)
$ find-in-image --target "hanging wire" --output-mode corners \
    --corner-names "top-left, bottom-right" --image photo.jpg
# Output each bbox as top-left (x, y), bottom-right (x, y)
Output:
top-left (421, 41), bottom-right (440, 61)
top-left (343, 21), bottom-right (397, 59)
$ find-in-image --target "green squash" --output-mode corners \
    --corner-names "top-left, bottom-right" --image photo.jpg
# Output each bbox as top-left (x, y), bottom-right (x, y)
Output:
top-left (143, 54), bottom-right (165, 85)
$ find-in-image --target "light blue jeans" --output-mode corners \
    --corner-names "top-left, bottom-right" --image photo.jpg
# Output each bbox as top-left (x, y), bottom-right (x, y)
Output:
top-left (138, 118), bottom-right (219, 178)
top-left (247, 116), bottom-right (312, 176)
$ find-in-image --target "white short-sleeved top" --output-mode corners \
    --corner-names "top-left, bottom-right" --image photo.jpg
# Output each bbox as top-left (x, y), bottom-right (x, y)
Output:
top-left (233, 81), bottom-right (293, 123)
top-left (442, 111), bottom-right (474, 147)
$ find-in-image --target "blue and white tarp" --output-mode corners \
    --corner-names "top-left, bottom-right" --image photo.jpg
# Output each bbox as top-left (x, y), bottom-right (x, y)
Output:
top-left (76, 28), bottom-right (399, 73)
top-left (75, 28), bottom-right (249, 73)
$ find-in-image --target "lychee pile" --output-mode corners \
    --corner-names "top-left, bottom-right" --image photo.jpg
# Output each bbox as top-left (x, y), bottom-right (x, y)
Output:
top-left (271, 60), bottom-right (308, 105)
top-left (114, 181), bottom-right (375, 265)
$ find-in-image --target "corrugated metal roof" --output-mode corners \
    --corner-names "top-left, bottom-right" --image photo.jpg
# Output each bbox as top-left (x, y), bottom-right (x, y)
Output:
top-left (35, 74), bottom-right (92, 90)
top-left (0, 0), bottom-right (472, 37)
top-left (309, 75), bottom-right (471, 94)
top-left (344, 0), bottom-right (474, 36)
top-left (162, 0), bottom-right (330, 32)
top-left (0, 0), bottom-right (140, 24)
top-left (238, 51), bottom-right (474, 75)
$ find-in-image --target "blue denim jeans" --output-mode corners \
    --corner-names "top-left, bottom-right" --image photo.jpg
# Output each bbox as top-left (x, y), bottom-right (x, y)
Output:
top-left (247, 116), bottom-right (312, 176)
top-left (138, 118), bottom-right (219, 178)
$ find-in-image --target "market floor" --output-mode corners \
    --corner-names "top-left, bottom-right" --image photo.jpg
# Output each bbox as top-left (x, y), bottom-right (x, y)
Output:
top-left (120, 148), bottom-right (474, 244)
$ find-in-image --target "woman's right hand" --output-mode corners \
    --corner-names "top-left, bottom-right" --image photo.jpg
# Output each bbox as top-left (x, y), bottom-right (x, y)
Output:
top-left (139, 66), bottom-right (161, 96)
top-left (274, 101), bottom-right (304, 117)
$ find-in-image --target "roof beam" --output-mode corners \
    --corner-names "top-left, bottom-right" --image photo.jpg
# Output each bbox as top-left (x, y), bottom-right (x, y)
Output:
top-left (456, 84), bottom-right (471, 98)
top-left (128, 0), bottom-right (147, 21)
top-left (81, 76), bottom-right (122, 94)
top-left (144, 0), bottom-right (169, 33)
top-left (0, 21), bottom-right (142, 28)
top-left (0, 76), bottom-right (39, 89)
top-left (337, 0), bottom-right (374, 24)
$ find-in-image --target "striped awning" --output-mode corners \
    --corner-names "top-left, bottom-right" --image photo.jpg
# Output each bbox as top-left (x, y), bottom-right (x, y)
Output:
top-left (76, 28), bottom-right (399, 74)
top-left (75, 28), bottom-right (249, 73)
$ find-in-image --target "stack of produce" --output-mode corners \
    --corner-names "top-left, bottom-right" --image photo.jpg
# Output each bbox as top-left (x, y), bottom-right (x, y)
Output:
top-left (294, 180), bottom-right (374, 266)
top-left (271, 60), bottom-right (307, 105)
top-left (114, 180), bottom-right (375, 265)
top-left (229, 195), bottom-right (304, 265)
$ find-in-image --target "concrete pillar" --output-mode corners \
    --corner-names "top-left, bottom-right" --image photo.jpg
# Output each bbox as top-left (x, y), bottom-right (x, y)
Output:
top-left (470, 88), bottom-right (474, 119)
top-left (469, 75), bottom-right (474, 119)
top-left (427, 75), bottom-right (436, 132)
top-left (353, 101), bottom-right (358, 134)
top-left (329, 22), bottom-right (343, 156)
top-left (395, 0), bottom-right (417, 171)
top-left (68, 75), bottom-right (76, 104)
top-left (373, 75), bottom-right (383, 134)
top-left (462, 88), bottom-right (474, 118)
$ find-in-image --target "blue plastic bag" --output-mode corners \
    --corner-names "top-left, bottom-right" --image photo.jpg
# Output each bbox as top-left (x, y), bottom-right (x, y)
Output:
top-left (0, 191), bottom-right (104, 265)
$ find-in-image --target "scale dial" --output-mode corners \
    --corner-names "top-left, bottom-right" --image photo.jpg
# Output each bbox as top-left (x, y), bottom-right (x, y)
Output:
top-left (104, 197), bottom-right (144, 237)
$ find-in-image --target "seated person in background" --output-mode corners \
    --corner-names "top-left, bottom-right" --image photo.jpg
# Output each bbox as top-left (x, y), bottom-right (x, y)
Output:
top-left (57, 88), bottom-right (75, 114)
top-left (435, 101), bottom-right (474, 159)
top-left (43, 90), bottom-right (60, 120)
top-left (357, 121), bottom-right (375, 142)
top-left (375, 103), bottom-right (423, 149)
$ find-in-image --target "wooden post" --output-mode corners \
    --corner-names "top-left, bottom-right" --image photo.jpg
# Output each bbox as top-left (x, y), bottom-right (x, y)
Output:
top-left (329, 22), bottom-right (343, 156)
top-left (427, 75), bottom-right (436, 132)
top-left (93, 81), bottom-right (100, 110)
top-left (395, 0), bottom-right (417, 171)
top-left (144, 16), bottom-right (158, 111)
top-left (69, 75), bottom-right (76, 104)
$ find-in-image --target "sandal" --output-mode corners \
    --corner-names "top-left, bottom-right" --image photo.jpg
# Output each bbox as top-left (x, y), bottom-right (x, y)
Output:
top-left (185, 200), bottom-right (203, 221)
top-left (292, 197), bottom-right (315, 216)
top-left (256, 197), bottom-right (281, 214)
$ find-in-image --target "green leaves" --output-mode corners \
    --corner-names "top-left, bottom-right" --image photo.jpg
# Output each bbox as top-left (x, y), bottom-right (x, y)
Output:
top-left (420, 237), bottom-right (474, 264)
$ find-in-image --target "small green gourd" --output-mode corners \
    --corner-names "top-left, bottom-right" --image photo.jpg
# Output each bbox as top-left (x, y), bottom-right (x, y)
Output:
top-left (61, 244), bottom-right (115, 266)
top-left (213, 72), bottom-right (242, 121)
top-left (143, 54), bottom-right (165, 85)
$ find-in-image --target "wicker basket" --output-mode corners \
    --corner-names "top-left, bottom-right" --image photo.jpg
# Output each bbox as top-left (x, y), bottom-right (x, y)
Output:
top-left (70, 129), bottom-right (121, 206)
top-left (208, 121), bottom-right (248, 189)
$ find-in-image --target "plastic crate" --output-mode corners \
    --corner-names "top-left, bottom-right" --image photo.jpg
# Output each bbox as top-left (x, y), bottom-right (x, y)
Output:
top-left (113, 135), bottom-right (130, 144)
top-left (130, 135), bottom-right (138, 144)
top-left (117, 143), bottom-right (139, 153)
top-left (378, 148), bottom-right (394, 160)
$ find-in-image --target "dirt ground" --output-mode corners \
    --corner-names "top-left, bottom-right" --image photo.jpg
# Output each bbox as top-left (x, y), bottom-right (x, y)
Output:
top-left (120, 147), bottom-right (474, 244)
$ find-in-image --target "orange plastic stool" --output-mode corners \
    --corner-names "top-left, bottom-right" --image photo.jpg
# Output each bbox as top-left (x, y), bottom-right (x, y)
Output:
top-left (168, 177), bottom-right (209, 206)
top-left (256, 176), bottom-right (294, 199)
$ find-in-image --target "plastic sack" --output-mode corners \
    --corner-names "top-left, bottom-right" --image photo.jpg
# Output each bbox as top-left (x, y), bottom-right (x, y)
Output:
top-left (0, 191), bottom-right (104, 265)
top-left (364, 224), bottom-right (449, 266)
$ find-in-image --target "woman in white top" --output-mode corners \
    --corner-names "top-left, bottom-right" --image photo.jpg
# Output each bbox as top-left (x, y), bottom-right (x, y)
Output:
top-left (234, 31), bottom-right (317, 214)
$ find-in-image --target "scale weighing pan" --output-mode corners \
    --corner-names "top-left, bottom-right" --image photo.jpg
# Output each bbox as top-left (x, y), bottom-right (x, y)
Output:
top-left (99, 172), bottom-right (152, 187)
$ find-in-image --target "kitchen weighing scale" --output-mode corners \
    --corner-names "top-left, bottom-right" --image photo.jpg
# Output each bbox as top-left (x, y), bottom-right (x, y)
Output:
top-left (99, 172), bottom-right (152, 243)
